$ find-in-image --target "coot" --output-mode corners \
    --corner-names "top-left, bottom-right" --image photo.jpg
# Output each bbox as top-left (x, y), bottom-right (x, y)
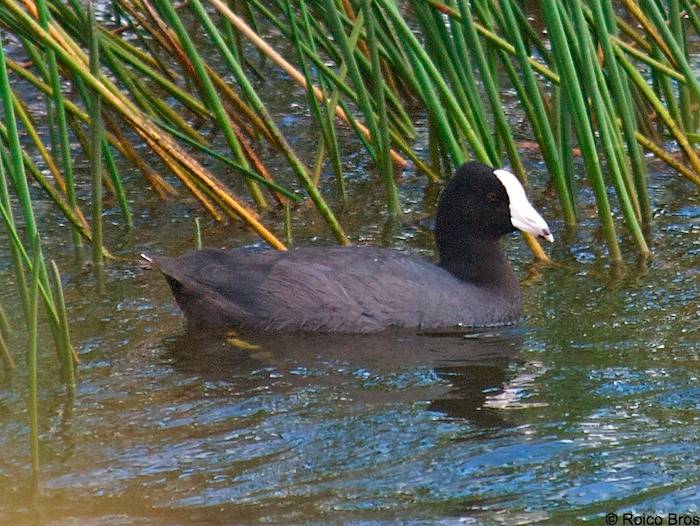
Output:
top-left (148, 162), bottom-right (553, 332)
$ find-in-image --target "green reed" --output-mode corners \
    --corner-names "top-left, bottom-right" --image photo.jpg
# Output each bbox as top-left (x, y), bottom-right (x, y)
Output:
top-left (154, 0), bottom-right (268, 209)
top-left (194, 218), bottom-right (202, 251)
top-left (28, 234), bottom-right (41, 491)
top-left (564, 4), bottom-right (641, 243)
top-left (0, 303), bottom-right (13, 372)
top-left (287, 0), bottom-right (345, 197)
top-left (456, 0), bottom-right (525, 181)
top-left (88, 1), bottom-right (105, 290)
top-left (197, 0), bottom-right (349, 243)
top-left (498, 0), bottom-right (574, 224)
top-left (592, 0), bottom-right (651, 224)
top-left (1, 0), bottom-right (699, 254)
top-left (363, 0), bottom-right (400, 214)
top-left (0, 25), bottom-right (78, 486)
top-left (49, 261), bottom-right (75, 388)
top-left (36, 0), bottom-right (82, 254)
top-left (541, 0), bottom-right (622, 261)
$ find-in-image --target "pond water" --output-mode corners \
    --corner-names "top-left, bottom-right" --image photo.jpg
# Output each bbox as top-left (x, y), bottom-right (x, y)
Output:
top-left (0, 147), bottom-right (697, 525)
top-left (0, 31), bottom-right (699, 523)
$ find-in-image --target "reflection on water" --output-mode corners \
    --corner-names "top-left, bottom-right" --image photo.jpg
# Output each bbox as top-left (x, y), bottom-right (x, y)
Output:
top-left (165, 329), bottom-right (524, 427)
top-left (1, 327), bottom-right (532, 525)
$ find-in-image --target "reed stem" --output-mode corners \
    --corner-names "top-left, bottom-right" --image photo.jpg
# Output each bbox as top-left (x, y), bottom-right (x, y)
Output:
top-left (28, 234), bottom-right (41, 491)
top-left (36, 0), bottom-right (83, 254)
top-left (88, 2), bottom-right (105, 291)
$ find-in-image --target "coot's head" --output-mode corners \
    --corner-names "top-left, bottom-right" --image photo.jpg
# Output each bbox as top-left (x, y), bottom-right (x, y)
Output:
top-left (435, 161), bottom-right (553, 248)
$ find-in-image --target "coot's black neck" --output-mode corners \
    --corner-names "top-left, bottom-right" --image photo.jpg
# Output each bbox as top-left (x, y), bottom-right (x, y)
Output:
top-left (436, 235), bottom-right (517, 289)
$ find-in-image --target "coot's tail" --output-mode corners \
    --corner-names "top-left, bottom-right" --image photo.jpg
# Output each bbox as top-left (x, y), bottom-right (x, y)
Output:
top-left (141, 253), bottom-right (243, 330)
top-left (141, 254), bottom-right (187, 296)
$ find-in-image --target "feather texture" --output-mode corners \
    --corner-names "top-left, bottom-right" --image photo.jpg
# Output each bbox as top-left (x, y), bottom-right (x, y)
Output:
top-left (151, 246), bottom-right (521, 333)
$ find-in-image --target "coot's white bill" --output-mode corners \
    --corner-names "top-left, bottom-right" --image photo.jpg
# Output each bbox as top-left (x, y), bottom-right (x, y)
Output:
top-left (494, 169), bottom-right (554, 242)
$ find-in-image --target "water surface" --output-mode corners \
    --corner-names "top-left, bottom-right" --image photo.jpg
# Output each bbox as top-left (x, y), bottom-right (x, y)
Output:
top-left (0, 156), bottom-right (697, 525)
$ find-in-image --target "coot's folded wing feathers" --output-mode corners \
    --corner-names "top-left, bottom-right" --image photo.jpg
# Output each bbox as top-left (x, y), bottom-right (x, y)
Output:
top-left (152, 247), bottom-right (470, 332)
top-left (256, 247), bottom-right (474, 331)
top-left (178, 249), bottom-right (282, 313)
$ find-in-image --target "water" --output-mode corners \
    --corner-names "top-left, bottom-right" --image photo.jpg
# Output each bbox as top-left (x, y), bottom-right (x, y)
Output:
top-left (0, 153), bottom-right (697, 525)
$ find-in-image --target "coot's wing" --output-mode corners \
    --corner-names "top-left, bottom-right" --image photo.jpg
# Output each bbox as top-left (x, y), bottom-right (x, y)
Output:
top-left (151, 247), bottom-right (468, 332)
top-left (258, 247), bottom-right (447, 331)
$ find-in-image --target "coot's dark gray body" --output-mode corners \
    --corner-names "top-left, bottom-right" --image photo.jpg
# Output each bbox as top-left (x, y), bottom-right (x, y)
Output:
top-left (151, 245), bottom-right (521, 333)
top-left (149, 162), bottom-right (553, 333)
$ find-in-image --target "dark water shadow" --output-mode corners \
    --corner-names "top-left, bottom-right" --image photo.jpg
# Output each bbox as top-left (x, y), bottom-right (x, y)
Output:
top-left (161, 328), bottom-right (524, 429)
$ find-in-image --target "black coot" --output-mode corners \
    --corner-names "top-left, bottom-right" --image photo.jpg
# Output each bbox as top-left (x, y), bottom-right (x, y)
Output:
top-left (147, 162), bottom-right (553, 332)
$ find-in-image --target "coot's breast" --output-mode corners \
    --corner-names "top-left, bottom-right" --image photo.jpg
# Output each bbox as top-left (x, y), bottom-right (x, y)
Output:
top-left (153, 247), bottom-right (521, 332)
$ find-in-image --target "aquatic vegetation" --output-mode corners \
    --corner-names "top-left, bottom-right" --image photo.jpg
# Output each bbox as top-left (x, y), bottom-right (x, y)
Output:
top-left (0, 1), bottom-right (698, 257)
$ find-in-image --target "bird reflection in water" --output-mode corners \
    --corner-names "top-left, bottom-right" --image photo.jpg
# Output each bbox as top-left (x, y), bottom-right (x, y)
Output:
top-left (160, 328), bottom-right (526, 430)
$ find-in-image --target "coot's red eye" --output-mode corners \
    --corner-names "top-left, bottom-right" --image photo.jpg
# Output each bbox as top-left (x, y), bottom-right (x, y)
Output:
top-left (486, 192), bottom-right (498, 202)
